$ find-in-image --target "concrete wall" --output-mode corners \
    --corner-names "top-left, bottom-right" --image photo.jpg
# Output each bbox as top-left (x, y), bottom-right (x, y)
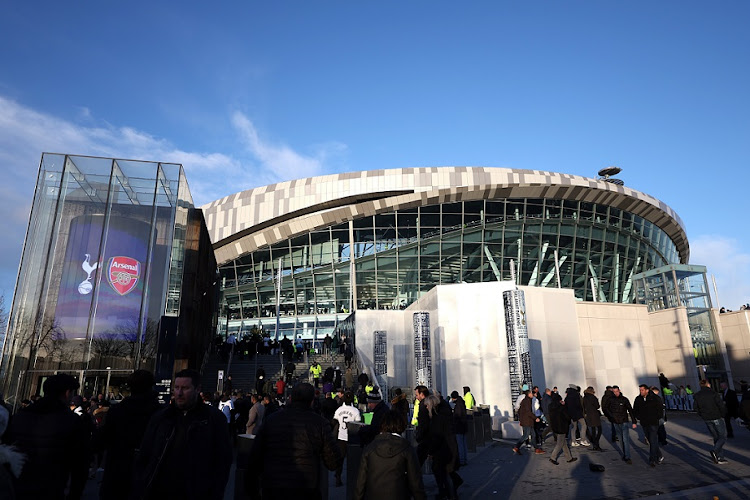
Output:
top-left (351, 282), bottom-right (709, 430)
top-left (716, 310), bottom-right (750, 384)
top-left (647, 307), bottom-right (700, 390)
top-left (576, 301), bottom-right (659, 396)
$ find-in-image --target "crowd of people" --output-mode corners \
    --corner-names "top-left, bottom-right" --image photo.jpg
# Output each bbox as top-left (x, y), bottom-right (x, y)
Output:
top-left (508, 378), bottom-right (749, 469)
top-left (219, 332), bottom-right (354, 366)
top-left (1, 364), bottom-right (749, 499)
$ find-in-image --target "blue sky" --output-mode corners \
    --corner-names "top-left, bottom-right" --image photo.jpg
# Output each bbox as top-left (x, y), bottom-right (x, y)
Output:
top-left (0, 1), bottom-right (748, 310)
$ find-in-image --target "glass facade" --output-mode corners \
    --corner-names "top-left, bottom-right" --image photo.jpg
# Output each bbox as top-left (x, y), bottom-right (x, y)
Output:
top-left (0, 154), bottom-right (217, 406)
top-left (218, 198), bottom-right (681, 339)
top-left (633, 264), bottom-right (724, 375)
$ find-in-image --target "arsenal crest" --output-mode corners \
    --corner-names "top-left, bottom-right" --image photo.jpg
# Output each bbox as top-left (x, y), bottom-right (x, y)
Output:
top-left (107, 256), bottom-right (141, 296)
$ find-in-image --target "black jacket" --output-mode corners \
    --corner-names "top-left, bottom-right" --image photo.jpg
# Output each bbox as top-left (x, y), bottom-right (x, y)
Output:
top-left (582, 393), bottom-right (602, 427)
top-left (564, 388), bottom-right (584, 420)
top-left (694, 387), bottom-right (727, 421)
top-left (426, 400), bottom-right (459, 472)
top-left (247, 402), bottom-right (342, 494)
top-left (601, 389), bottom-right (614, 419)
top-left (606, 394), bottom-right (636, 425)
top-left (6, 397), bottom-right (89, 500)
top-left (132, 402), bottom-right (232, 500)
top-left (354, 433), bottom-right (426, 500)
top-left (359, 401), bottom-right (389, 447)
top-left (632, 392), bottom-right (662, 427)
top-left (548, 396), bottom-right (571, 434)
top-left (451, 397), bottom-right (468, 434)
top-left (723, 388), bottom-right (739, 418)
top-left (99, 392), bottom-right (161, 500)
top-left (391, 393), bottom-right (410, 425)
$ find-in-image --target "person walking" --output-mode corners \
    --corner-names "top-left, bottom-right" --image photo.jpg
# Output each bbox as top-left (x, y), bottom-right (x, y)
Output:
top-left (309, 361), bottom-right (322, 389)
top-left (719, 381), bottom-right (739, 438)
top-left (605, 385), bottom-right (637, 464)
top-left (463, 386), bottom-right (475, 409)
top-left (424, 395), bottom-right (463, 499)
top-left (582, 386), bottom-right (603, 451)
top-left (601, 386), bottom-right (618, 442)
top-left (98, 369), bottom-right (161, 500)
top-left (354, 409), bottom-right (426, 500)
top-left (513, 389), bottom-right (544, 455)
top-left (450, 390), bottom-right (469, 465)
top-left (333, 391), bottom-right (361, 487)
top-left (132, 369), bottom-right (232, 500)
top-left (247, 383), bottom-right (342, 498)
top-left (6, 373), bottom-right (89, 500)
top-left (565, 385), bottom-right (589, 447)
top-left (547, 393), bottom-right (576, 465)
top-left (694, 379), bottom-right (728, 464)
top-left (633, 384), bottom-right (663, 467)
top-left (246, 393), bottom-right (266, 435)
top-left (391, 387), bottom-right (410, 424)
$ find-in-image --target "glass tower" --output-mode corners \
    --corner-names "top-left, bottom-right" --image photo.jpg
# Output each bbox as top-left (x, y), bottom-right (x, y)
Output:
top-left (0, 154), bottom-right (217, 406)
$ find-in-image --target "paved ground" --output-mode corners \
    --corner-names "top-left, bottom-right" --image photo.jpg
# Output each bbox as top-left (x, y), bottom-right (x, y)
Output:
top-left (82, 412), bottom-right (750, 499)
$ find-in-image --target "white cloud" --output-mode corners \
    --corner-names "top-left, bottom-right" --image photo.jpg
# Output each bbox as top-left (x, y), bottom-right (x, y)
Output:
top-left (690, 235), bottom-right (750, 310)
top-left (0, 95), bottom-right (346, 299)
top-left (231, 111), bottom-right (326, 182)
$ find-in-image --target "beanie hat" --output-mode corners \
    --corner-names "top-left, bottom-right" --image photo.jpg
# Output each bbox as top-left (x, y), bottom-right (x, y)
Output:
top-left (366, 391), bottom-right (382, 403)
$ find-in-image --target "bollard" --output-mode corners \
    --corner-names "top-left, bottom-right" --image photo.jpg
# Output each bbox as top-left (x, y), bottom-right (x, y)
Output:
top-left (346, 421), bottom-right (366, 500)
top-left (473, 409), bottom-right (484, 445)
top-left (481, 406), bottom-right (492, 441)
top-left (466, 412), bottom-right (477, 453)
top-left (235, 434), bottom-right (255, 500)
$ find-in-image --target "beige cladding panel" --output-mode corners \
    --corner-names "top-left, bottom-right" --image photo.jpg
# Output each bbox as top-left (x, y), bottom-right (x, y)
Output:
top-left (203, 166), bottom-right (687, 264)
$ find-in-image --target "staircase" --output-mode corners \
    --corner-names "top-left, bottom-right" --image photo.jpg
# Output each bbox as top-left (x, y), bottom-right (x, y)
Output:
top-left (201, 349), bottom-right (359, 395)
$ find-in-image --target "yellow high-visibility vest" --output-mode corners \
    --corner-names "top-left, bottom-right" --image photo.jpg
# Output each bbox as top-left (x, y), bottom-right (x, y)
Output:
top-left (464, 391), bottom-right (475, 409)
top-left (411, 401), bottom-right (420, 425)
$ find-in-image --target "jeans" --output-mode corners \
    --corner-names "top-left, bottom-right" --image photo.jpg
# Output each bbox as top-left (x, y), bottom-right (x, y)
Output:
top-left (588, 425), bottom-right (602, 448)
top-left (515, 426), bottom-right (534, 449)
top-left (642, 424), bottom-right (661, 463)
top-left (456, 433), bottom-right (468, 465)
top-left (705, 418), bottom-right (727, 459)
top-left (613, 422), bottom-right (632, 459)
top-left (551, 433), bottom-right (572, 461)
top-left (657, 420), bottom-right (667, 445)
top-left (573, 418), bottom-right (588, 442)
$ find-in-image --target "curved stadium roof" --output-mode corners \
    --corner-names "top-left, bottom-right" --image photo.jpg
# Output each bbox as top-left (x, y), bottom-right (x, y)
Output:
top-left (201, 167), bottom-right (689, 266)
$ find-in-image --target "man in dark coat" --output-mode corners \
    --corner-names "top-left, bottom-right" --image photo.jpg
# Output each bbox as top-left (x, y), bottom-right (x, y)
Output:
top-left (548, 393), bottom-right (575, 465)
top-left (6, 373), bottom-right (89, 500)
top-left (247, 383), bottom-right (342, 499)
top-left (694, 379), bottom-right (728, 464)
top-left (601, 386), bottom-right (617, 442)
top-left (98, 369), bottom-right (161, 500)
top-left (605, 385), bottom-right (637, 464)
top-left (132, 369), bottom-right (232, 500)
top-left (358, 390), bottom-right (389, 447)
top-left (425, 395), bottom-right (462, 499)
top-left (582, 386), bottom-right (603, 451)
top-left (354, 409), bottom-right (425, 500)
top-left (633, 384), bottom-right (663, 466)
top-left (565, 385), bottom-right (589, 446)
top-left (513, 389), bottom-right (543, 455)
top-left (450, 390), bottom-right (468, 465)
top-left (719, 381), bottom-right (739, 438)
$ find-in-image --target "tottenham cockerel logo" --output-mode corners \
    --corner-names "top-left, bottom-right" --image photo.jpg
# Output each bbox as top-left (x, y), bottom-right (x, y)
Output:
top-left (107, 256), bottom-right (141, 296)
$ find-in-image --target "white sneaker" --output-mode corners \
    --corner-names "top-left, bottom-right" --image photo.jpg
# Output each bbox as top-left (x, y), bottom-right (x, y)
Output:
top-left (570, 441), bottom-right (580, 447)
top-left (581, 440), bottom-right (591, 446)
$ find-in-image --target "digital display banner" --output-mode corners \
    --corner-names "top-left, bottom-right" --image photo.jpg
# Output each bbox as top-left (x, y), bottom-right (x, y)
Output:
top-left (55, 214), bottom-right (153, 340)
top-left (503, 289), bottom-right (532, 403)
top-left (413, 312), bottom-right (433, 388)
